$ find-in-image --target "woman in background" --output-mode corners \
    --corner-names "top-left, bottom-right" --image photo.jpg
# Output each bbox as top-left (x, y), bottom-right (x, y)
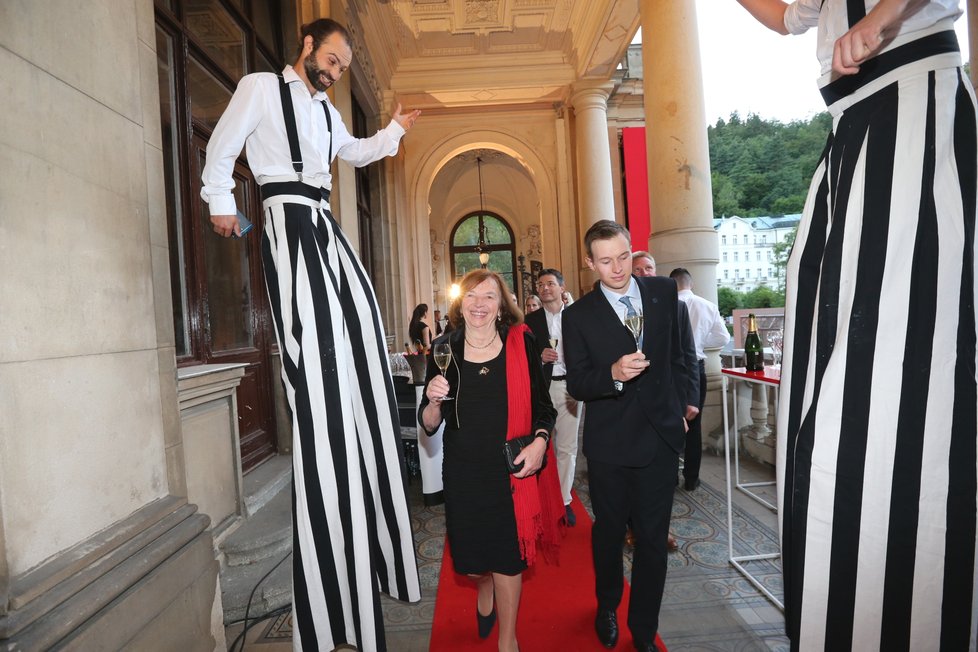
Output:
top-left (419, 269), bottom-right (562, 652)
top-left (523, 294), bottom-right (542, 314)
top-left (408, 303), bottom-right (433, 353)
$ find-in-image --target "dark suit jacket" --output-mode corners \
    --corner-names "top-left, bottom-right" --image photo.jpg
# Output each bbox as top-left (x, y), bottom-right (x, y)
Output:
top-left (563, 276), bottom-right (689, 466)
top-left (677, 301), bottom-right (700, 409)
top-left (524, 308), bottom-right (554, 387)
top-left (417, 325), bottom-right (556, 436)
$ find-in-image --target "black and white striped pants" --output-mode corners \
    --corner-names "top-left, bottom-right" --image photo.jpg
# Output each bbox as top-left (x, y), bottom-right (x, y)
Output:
top-left (260, 191), bottom-right (421, 651)
top-left (778, 49), bottom-right (977, 650)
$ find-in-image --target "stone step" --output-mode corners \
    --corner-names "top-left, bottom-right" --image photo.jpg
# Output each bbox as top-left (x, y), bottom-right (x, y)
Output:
top-left (221, 547), bottom-right (293, 624)
top-left (221, 485), bottom-right (292, 567)
top-left (243, 454), bottom-right (292, 517)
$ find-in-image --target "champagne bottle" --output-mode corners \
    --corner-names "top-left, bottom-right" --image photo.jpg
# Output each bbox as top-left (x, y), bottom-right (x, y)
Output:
top-left (744, 314), bottom-right (764, 371)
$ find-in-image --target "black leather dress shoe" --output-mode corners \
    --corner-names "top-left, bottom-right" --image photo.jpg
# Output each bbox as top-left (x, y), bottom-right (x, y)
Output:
top-left (594, 608), bottom-right (619, 648)
top-left (683, 477), bottom-right (701, 491)
top-left (634, 639), bottom-right (659, 652)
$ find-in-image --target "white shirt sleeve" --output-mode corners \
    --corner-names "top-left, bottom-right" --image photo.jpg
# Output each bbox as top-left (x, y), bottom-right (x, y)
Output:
top-left (328, 100), bottom-right (407, 167)
top-left (199, 74), bottom-right (266, 216)
top-left (704, 306), bottom-right (731, 350)
top-left (783, 0), bottom-right (822, 35)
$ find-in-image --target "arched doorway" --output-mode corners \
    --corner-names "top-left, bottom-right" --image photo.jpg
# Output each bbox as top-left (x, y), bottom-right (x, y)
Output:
top-left (449, 212), bottom-right (518, 295)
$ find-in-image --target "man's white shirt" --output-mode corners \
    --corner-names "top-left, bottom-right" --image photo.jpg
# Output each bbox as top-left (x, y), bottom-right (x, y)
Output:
top-left (200, 65), bottom-right (405, 216)
top-left (677, 288), bottom-right (729, 360)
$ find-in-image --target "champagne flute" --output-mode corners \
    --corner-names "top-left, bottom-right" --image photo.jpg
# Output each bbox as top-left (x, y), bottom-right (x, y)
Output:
top-left (624, 310), bottom-right (644, 351)
top-left (433, 342), bottom-right (454, 401)
top-left (767, 329), bottom-right (784, 369)
top-left (547, 337), bottom-right (558, 364)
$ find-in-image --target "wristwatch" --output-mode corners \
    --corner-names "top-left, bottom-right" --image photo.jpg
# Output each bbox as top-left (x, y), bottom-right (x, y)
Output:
top-left (614, 380), bottom-right (624, 393)
top-left (534, 431), bottom-right (551, 448)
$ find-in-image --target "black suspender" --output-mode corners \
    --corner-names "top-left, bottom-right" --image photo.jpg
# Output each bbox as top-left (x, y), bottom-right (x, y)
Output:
top-left (847, 0), bottom-right (867, 28)
top-left (276, 73), bottom-right (333, 182)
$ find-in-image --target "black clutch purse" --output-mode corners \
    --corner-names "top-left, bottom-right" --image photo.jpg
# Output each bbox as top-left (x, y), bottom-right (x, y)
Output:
top-left (503, 434), bottom-right (548, 474)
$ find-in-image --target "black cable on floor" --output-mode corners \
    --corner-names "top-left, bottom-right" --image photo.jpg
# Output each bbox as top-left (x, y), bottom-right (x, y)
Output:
top-left (230, 550), bottom-right (293, 652)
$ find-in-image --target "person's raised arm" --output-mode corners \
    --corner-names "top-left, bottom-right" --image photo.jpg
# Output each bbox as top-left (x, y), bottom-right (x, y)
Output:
top-left (736, 0), bottom-right (791, 35)
top-left (832, 0), bottom-right (913, 75)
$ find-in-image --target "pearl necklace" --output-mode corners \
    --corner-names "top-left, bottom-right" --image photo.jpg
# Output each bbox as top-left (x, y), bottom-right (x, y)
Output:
top-left (465, 329), bottom-right (498, 350)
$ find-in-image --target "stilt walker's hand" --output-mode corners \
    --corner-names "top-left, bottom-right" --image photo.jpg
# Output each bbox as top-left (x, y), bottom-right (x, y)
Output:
top-left (211, 214), bottom-right (240, 238)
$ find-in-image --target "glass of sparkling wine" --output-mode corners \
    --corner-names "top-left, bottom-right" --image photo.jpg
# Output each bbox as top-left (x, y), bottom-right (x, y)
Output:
top-left (433, 343), bottom-right (454, 401)
top-left (624, 310), bottom-right (644, 351)
top-left (548, 337), bottom-right (558, 363)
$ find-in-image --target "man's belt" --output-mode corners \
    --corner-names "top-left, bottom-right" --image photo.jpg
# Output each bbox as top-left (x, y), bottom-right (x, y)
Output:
top-left (552, 375), bottom-right (567, 381)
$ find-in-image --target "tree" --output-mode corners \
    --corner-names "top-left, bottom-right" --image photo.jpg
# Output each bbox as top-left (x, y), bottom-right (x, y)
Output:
top-left (743, 285), bottom-right (785, 309)
top-left (708, 112), bottom-right (831, 218)
top-left (771, 227), bottom-right (797, 293)
top-left (716, 286), bottom-right (742, 320)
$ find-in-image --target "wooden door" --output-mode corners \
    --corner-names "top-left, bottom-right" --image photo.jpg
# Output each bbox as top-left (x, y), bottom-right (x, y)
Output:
top-left (191, 132), bottom-right (277, 473)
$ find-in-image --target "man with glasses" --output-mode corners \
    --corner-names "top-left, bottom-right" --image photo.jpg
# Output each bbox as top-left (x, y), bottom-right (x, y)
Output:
top-left (525, 268), bottom-right (581, 526)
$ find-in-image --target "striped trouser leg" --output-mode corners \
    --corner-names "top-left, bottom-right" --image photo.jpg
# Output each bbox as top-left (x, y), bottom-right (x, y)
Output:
top-left (260, 200), bottom-right (421, 651)
top-left (778, 66), bottom-right (977, 651)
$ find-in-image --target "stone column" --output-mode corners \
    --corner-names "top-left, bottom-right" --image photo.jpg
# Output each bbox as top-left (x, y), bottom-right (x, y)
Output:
top-left (641, 0), bottom-right (728, 446)
top-left (570, 80), bottom-right (617, 229)
top-left (641, 0), bottom-right (718, 302)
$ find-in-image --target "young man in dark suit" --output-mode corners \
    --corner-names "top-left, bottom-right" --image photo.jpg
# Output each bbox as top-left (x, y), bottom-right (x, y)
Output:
top-left (563, 220), bottom-right (689, 652)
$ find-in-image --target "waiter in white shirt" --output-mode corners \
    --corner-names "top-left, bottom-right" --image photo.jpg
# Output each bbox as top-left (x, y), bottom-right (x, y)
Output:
top-left (668, 268), bottom-right (729, 491)
top-left (200, 18), bottom-right (421, 652)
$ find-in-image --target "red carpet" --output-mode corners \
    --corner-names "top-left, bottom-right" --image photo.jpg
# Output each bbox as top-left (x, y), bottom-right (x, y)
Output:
top-left (429, 495), bottom-right (667, 651)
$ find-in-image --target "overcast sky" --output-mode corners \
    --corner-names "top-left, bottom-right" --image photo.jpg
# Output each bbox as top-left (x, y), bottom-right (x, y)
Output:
top-left (635, 2), bottom-right (971, 125)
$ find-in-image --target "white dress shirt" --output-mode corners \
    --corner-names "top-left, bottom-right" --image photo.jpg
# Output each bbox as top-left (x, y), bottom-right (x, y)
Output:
top-left (544, 304), bottom-right (567, 377)
top-left (784, 0), bottom-right (961, 75)
top-left (598, 277), bottom-right (642, 325)
top-left (200, 65), bottom-right (406, 216)
top-left (677, 289), bottom-right (730, 361)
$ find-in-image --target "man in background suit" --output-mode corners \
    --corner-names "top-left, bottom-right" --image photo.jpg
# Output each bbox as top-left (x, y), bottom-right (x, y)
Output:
top-left (563, 221), bottom-right (689, 652)
top-left (525, 268), bottom-right (581, 526)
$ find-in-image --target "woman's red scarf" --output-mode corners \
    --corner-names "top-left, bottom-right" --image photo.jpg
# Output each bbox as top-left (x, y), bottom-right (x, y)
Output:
top-left (505, 324), bottom-right (564, 565)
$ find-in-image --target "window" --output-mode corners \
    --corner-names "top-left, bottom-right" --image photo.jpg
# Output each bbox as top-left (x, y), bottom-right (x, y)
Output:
top-left (734, 252), bottom-right (739, 262)
top-left (758, 268), bottom-right (763, 278)
top-left (722, 252), bottom-right (728, 262)
top-left (450, 213), bottom-right (517, 293)
top-left (747, 269), bottom-right (752, 278)
top-left (724, 270), bottom-right (729, 279)
top-left (768, 251), bottom-right (773, 261)
top-left (762, 234), bottom-right (768, 244)
top-left (756, 251), bottom-right (761, 261)
top-left (722, 235), bottom-right (727, 245)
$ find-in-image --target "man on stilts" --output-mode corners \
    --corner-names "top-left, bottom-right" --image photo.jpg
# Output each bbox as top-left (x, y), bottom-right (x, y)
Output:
top-left (201, 18), bottom-right (422, 651)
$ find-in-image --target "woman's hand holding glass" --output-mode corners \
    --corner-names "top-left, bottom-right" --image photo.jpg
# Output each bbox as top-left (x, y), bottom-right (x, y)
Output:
top-left (512, 435), bottom-right (548, 479)
top-left (431, 342), bottom-right (454, 402)
top-left (425, 375), bottom-right (451, 404)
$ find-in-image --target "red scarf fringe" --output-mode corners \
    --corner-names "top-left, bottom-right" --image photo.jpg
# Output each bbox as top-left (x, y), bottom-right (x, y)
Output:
top-left (505, 324), bottom-right (564, 565)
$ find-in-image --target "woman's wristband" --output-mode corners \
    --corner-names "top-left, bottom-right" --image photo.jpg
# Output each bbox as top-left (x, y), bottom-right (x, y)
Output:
top-left (534, 431), bottom-right (550, 447)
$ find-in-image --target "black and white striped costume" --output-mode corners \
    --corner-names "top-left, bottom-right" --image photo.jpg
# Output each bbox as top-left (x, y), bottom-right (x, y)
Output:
top-left (202, 67), bottom-right (420, 651)
top-left (778, 3), bottom-right (977, 650)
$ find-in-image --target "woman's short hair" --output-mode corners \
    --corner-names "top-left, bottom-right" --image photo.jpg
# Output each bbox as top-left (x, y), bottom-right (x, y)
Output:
top-left (448, 269), bottom-right (524, 330)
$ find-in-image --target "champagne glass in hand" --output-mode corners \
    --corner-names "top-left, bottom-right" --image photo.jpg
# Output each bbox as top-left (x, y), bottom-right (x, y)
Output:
top-left (624, 310), bottom-right (644, 351)
top-left (433, 343), bottom-right (454, 401)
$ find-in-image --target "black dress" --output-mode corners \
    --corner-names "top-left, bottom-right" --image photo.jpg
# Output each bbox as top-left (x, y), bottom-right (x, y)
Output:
top-left (443, 347), bottom-right (526, 576)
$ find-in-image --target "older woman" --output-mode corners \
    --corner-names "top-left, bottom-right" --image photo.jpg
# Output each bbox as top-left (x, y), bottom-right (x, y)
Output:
top-left (523, 294), bottom-right (542, 314)
top-left (419, 270), bottom-right (562, 652)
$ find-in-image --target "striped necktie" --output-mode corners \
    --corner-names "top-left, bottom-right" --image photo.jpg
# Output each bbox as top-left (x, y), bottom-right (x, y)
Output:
top-left (619, 296), bottom-right (643, 349)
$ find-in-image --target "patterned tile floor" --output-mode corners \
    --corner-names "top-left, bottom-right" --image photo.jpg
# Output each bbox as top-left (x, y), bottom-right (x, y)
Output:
top-left (228, 448), bottom-right (788, 651)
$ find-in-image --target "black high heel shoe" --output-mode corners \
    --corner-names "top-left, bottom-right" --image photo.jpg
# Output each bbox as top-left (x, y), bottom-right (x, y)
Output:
top-left (477, 595), bottom-right (496, 638)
